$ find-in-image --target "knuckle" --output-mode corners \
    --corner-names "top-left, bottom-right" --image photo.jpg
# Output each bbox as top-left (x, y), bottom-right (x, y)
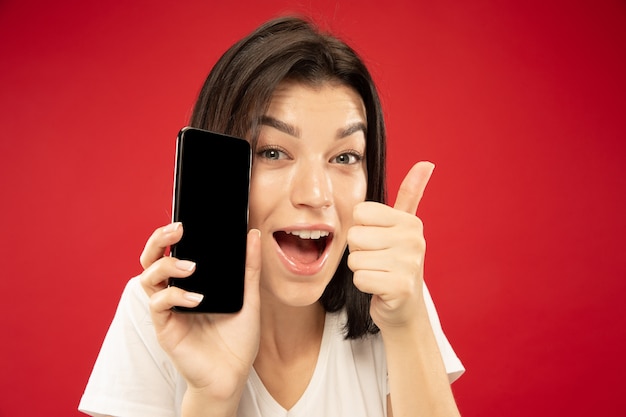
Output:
top-left (139, 251), bottom-right (150, 269)
top-left (346, 227), bottom-right (358, 246)
top-left (352, 201), bottom-right (367, 221)
top-left (148, 290), bottom-right (164, 312)
top-left (346, 252), bottom-right (355, 270)
top-left (351, 270), bottom-right (365, 289)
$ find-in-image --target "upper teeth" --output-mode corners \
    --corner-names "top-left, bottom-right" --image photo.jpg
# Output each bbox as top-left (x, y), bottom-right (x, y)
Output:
top-left (286, 230), bottom-right (329, 239)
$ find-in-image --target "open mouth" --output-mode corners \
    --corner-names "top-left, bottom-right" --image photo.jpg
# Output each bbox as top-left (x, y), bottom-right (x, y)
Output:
top-left (273, 230), bottom-right (332, 265)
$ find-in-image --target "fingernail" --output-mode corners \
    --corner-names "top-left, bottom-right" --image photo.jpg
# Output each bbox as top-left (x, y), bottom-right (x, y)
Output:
top-left (175, 260), bottom-right (196, 271)
top-left (163, 222), bottom-right (181, 233)
top-left (184, 292), bottom-right (204, 303)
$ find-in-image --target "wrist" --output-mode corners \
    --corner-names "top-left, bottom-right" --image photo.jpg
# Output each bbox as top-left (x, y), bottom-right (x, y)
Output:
top-left (377, 300), bottom-right (430, 342)
top-left (181, 384), bottom-right (245, 417)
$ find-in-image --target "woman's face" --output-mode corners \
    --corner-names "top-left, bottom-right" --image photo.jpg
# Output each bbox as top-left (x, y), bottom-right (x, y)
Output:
top-left (248, 80), bottom-right (368, 307)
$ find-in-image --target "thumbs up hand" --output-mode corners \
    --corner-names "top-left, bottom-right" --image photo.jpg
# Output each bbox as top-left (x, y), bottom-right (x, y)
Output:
top-left (347, 161), bottom-right (435, 330)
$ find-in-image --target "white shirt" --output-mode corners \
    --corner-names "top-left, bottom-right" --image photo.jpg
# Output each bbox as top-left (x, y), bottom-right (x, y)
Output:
top-left (79, 277), bottom-right (464, 417)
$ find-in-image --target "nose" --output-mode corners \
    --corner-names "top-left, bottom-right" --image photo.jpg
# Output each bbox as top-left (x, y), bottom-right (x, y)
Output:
top-left (290, 161), bottom-right (332, 209)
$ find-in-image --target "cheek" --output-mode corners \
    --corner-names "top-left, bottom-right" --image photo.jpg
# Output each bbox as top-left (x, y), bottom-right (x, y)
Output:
top-left (349, 168), bottom-right (368, 199)
top-left (335, 172), bottom-right (367, 217)
top-left (247, 168), bottom-right (280, 227)
top-left (247, 177), bottom-right (263, 228)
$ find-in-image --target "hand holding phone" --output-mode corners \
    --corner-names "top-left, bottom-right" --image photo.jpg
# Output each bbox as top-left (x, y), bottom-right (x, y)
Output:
top-left (168, 127), bottom-right (251, 313)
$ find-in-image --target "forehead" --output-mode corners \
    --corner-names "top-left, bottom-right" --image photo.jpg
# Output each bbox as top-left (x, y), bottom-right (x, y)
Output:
top-left (266, 80), bottom-right (366, 121)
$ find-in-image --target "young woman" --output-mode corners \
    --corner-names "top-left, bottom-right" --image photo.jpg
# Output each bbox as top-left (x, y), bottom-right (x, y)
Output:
top-left (79, 15), bottom-right (464, 417)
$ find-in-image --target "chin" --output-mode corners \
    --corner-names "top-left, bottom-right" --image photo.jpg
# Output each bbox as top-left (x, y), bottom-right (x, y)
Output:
top-left (260, 268), bottom-right (333, 307)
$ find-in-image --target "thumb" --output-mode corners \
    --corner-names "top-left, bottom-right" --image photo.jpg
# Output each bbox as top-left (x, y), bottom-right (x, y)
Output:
top-left (393, 161), bottom-right (435, 214)
top-left (243, 229), bottom-right (262, 308)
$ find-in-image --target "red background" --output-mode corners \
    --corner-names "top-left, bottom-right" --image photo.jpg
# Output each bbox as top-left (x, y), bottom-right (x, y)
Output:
top-left (1, 0), bottom-right (625, 416)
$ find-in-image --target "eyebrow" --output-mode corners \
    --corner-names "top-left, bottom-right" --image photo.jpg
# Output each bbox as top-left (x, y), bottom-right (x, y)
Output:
top-left (260, 115), bottom-right (367, 139)
top-left (260, 116), bottom-right (299, 137)
top-left (340, 122), bottom-right (367, 138)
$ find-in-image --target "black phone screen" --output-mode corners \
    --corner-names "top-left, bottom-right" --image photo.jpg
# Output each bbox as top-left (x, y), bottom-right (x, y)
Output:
top-left (168, 127), bottom-right (251, 313)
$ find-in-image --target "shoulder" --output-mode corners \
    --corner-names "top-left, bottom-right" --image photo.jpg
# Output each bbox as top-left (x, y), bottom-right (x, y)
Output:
top-left (89, 275), bottom-right (167, 363)
top-left (120, 275), bottom-right (150, 311)
top-left (79, 276), bottom-right (180, 417)
top-left (325, 311), bottom-right (387, 373)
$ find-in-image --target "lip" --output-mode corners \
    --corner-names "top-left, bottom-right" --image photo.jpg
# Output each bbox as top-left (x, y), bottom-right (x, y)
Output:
top-left (273, 224), bottom-right (334, 276)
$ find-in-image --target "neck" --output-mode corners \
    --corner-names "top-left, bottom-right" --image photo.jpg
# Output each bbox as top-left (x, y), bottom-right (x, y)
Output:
top-left (256, 301), bottom-right (326, 364)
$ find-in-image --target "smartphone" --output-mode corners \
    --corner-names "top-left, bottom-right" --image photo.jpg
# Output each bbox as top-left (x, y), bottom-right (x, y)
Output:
top-left (168, 126), bottom-right (251, 313)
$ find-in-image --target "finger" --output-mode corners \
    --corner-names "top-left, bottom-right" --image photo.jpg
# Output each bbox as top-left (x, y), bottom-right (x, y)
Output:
top-left (352, 201), bottom-right (399, 227)
top-left (393, 161), bottom-right (435, 215)
top-left (242, 229), bottom-right (262, 309)
top-left (347, 249), bottom-right (393, 272)
top-left (150, 285), bottom-right (204, 319)
top-left (349, 215), bottom-right (424, 249)
top-left (139, 256), bottom-right (196, 296)
top-left (140, 222), bottom-right (183, 269)
top-left (352, 269), bottom-right (417, 301)
top-left (352, 270), bottom-right (396, 296)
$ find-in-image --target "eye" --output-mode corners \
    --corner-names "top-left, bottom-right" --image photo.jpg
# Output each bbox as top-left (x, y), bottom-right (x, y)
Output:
top-left (257, 145), bottom-right (290, 161)
top-left (332, 151), bottom-right (363, 165)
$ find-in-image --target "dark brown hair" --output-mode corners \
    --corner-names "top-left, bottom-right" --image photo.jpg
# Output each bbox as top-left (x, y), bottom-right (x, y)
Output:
top-left (190, 15), bottom-right (387, 338)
